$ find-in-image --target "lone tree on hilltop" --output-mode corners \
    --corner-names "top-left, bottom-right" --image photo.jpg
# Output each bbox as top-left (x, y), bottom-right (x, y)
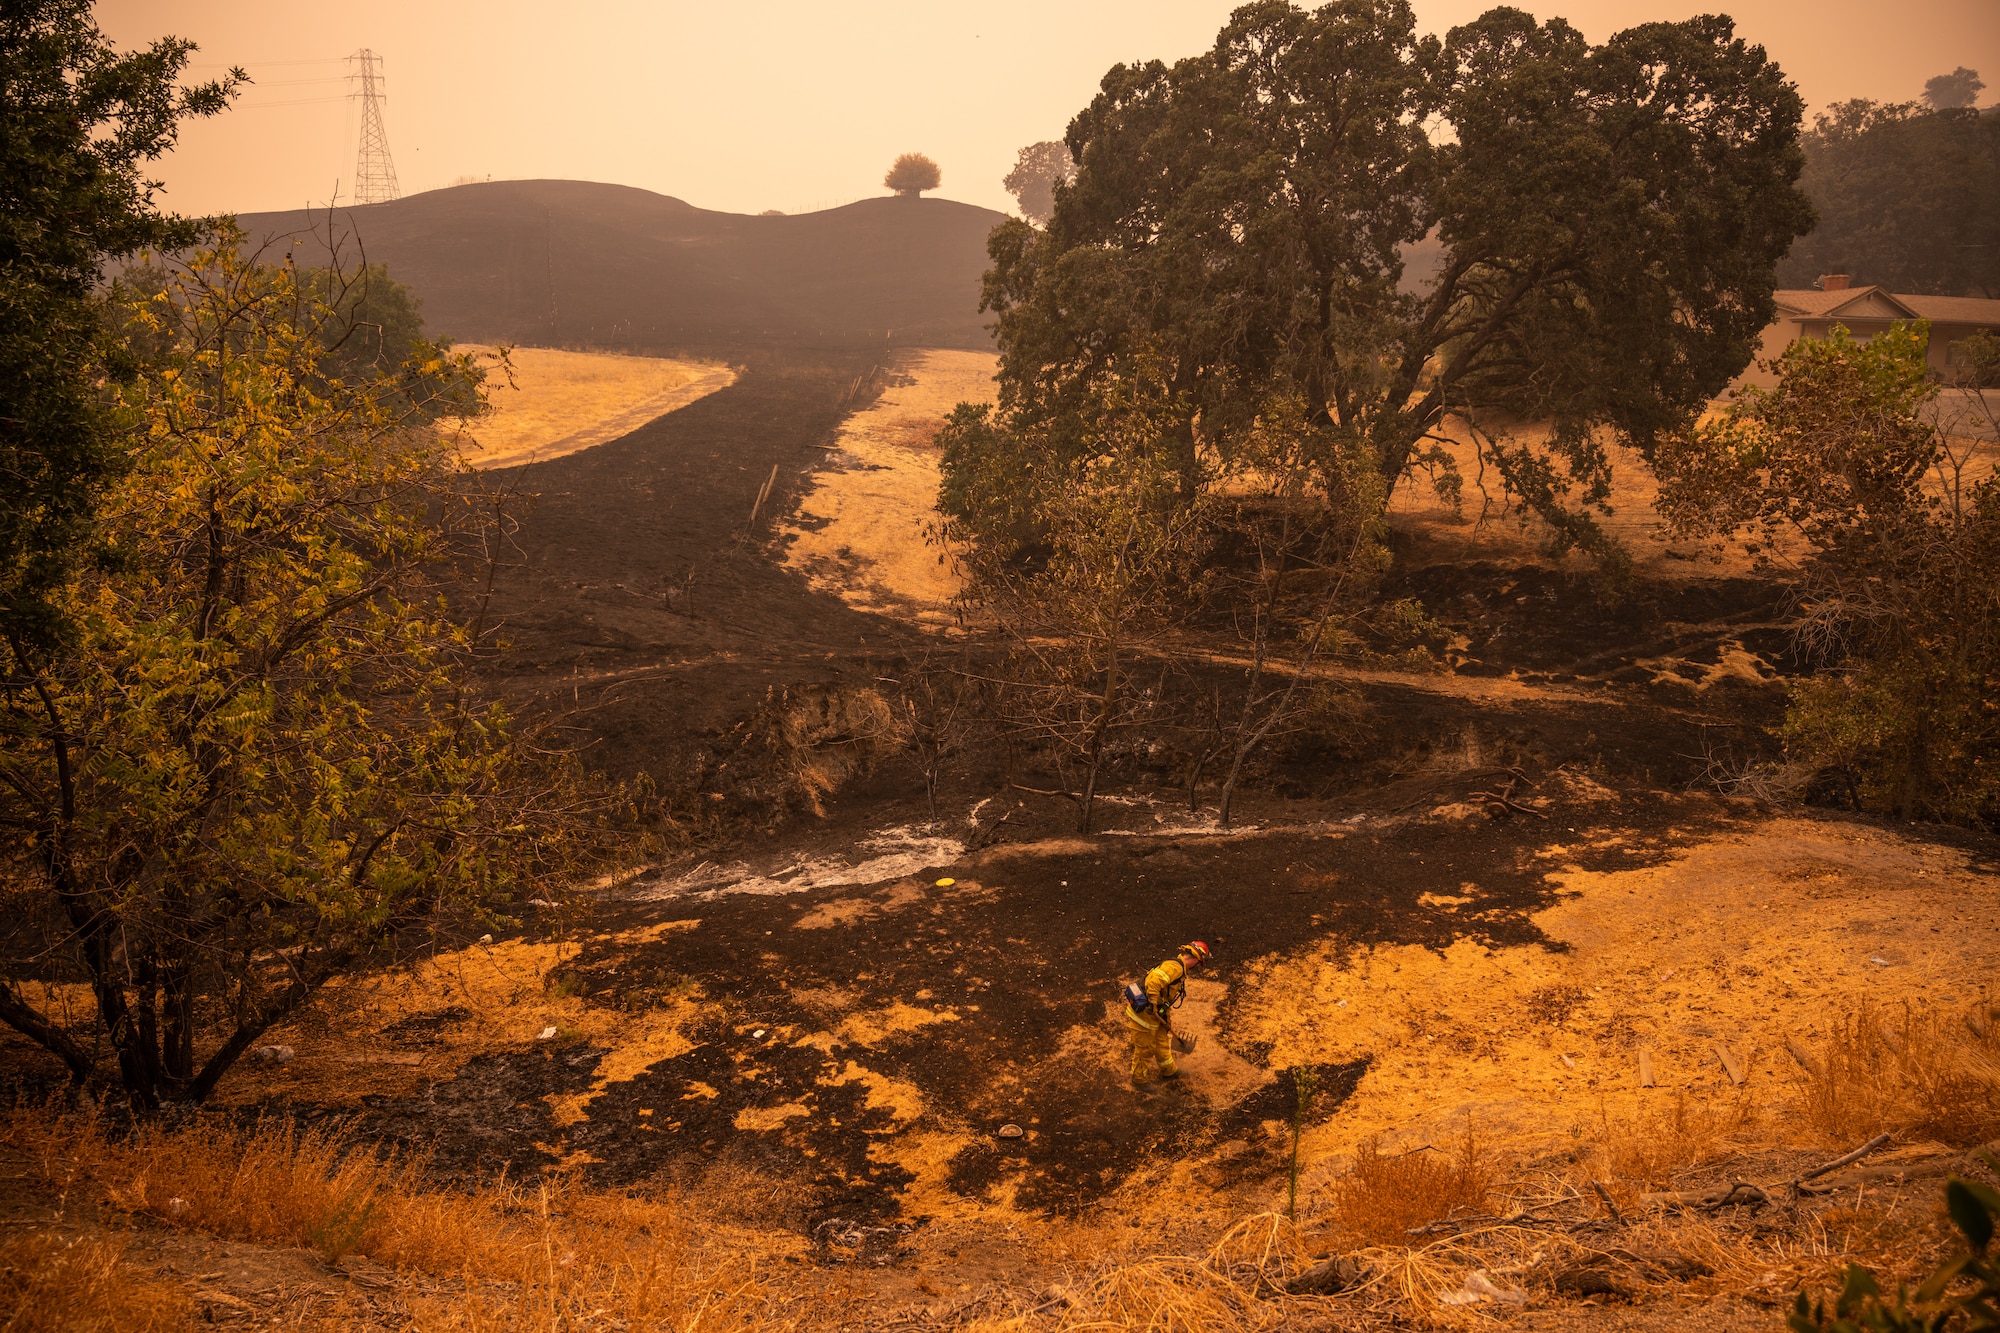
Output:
top-left (1925, 66), bottom-right (1984, 110)
top-left (1003, 140), bottom-right (1075, 225)
top-left (885, 152), bottom-right (941, 197)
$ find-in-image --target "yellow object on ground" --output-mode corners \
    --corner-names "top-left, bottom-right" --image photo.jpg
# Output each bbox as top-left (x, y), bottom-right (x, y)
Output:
top-left (1126, 1005), bottom-right (1177, 1085)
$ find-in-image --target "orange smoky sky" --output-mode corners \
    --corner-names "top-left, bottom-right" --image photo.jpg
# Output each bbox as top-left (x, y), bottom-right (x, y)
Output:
top-left (103, 0), bottom-right (1999, 220)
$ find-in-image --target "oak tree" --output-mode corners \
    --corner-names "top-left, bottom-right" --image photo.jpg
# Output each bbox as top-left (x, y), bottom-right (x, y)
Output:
top-left (1002, 140), bottom-right (1075, 225)
top-left (953, 0), bottom-right (1812, 564)
top-left (1776, 98), bottom-right (2000, 298)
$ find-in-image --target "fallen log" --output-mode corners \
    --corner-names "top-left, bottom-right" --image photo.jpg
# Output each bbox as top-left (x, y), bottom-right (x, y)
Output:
top-left (1793, 1131), bottom-right (1893, 1189)
top-left (1640, 1179), bottom-right (1773, 1211)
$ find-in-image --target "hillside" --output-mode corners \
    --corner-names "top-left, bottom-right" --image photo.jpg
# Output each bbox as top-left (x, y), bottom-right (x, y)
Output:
top-left (233, 180), bottom-right (1007, 351)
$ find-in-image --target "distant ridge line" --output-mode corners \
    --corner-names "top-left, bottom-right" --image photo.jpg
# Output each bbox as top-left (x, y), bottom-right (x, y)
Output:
top-left (234, 178), bottom-right (1005, 354)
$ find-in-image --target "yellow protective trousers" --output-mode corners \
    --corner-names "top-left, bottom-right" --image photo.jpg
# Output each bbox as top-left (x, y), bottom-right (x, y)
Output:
top-left (1126, 1005), bottom-right (1178, 1084)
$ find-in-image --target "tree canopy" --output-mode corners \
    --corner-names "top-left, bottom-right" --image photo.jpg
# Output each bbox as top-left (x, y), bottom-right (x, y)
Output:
top-left (1775, 96), bottom-right (2000, 298)
top-left (0, 241), bottom-right (597, 1107)
top-left (885, 152), bottom-right (942, 196)
top-left (1924, 66), bottom-right (1984, 111)
top-left (0, 0), bottom-right (239, 656)
top-left (1657, 323), bottom-right (2000, 825)
top-left (1002, 140), bottom-right (1076, 225)
top-left (949, 0), bottom-right (1812, 565)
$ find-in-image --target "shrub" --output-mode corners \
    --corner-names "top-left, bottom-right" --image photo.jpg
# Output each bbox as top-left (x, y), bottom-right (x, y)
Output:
top-left (1327, 1125), bottom-right (1494, 1248)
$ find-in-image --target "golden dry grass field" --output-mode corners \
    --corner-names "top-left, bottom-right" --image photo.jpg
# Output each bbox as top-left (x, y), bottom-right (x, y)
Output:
top-left (780, 349), bottom-right (997, 624)
top-left (449, 345), bottom-right (736, 471)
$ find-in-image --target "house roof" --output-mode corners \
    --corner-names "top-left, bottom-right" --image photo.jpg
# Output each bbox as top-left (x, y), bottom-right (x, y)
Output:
top-left (1774, 286), bottom-right (2000, 326)
top-left (1774, 286), bottom-right (1917, 319)
top-left (1896, 293), bottom-right (2000, 325)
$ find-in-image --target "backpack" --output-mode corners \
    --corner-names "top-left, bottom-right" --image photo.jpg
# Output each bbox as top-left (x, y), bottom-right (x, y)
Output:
top-left (1122, 980), bottom-right (1150, 1013)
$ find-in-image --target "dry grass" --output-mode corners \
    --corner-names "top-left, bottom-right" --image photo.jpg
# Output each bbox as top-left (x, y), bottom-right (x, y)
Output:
top-left (451, 345), bottom-right (733, 471)
top-left (1324, 1123), bottom-right (1495, 1248)
top-left (0, 1233), bottom-right (194, 1333)
top-left (1592, 1089), bottom-right (1760, 1188)
top-left (3, 1105), bottom-right (790, 1333)
top-left (7, 991), bottom-right (1990, 1331)
top-left (1794, 1000), bottom-right (2000, 1148)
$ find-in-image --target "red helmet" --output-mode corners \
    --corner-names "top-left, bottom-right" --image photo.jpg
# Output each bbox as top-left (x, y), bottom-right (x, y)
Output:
top-left (1179, 941), bottom-right (1211, 966)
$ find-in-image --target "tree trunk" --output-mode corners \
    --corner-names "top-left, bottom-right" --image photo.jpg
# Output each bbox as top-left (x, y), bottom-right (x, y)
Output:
top-left (0, 982), bottom-right (95, 1091)
top-left (163, 965), bottom-right (197, 1086)
top-left (1077, 641), bottom-right (1121, 835)
top-left (186, 939), bottom-right (360, 1105)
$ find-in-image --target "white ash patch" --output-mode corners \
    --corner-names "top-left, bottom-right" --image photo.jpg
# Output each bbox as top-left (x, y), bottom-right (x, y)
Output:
top-left (631, 826), bottom-right (964, 901)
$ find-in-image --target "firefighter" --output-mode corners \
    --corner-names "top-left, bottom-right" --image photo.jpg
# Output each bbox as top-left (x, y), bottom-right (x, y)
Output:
top-left (1125, 941), bottom-right (1211, 1088)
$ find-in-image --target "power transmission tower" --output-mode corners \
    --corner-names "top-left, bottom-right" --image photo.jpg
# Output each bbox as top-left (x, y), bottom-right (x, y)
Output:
top-left (347, 49), bottom-right (400, 204)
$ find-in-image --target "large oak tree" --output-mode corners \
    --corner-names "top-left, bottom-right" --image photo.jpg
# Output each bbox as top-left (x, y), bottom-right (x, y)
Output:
top-left (952, 0), bottom-right (1813, 562)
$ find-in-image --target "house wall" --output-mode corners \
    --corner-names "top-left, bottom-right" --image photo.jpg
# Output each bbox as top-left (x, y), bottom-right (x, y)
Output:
top-left (1731, 318), bottom-right (1997, 395)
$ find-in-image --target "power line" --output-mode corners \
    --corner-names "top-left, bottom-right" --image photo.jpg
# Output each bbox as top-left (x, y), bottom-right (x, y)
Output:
top-left (347, 49), bottom-right (400, 205)
top-left (231, 96), bottom-right (351, 109)
top-left (186, 57), bottom-right (347, 68)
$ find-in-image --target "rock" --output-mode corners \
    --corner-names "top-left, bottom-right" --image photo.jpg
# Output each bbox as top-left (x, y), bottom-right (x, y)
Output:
top-left (997, 1123), bottom-right (1024, 1139)
top-left (1286, 1255), bottom-right (1370, 1295)
top-left (478, 933), bottom-right (493, 945)
top-left (537, 1025), bottom-right (558, 1041)
top-left (1438, 1270), bottom-right (1527, 1306)
top-left (247, 1045), bottom-right (293, 1066)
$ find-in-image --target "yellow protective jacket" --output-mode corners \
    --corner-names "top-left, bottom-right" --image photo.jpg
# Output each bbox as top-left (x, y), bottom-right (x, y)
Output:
top-left (1142, 956), bottom-right (1191, 1023)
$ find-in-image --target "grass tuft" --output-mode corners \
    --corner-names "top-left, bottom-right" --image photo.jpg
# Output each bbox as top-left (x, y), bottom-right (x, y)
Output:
top-left (1794, 1000), bottom-right (2000, 1148)
top-left (0, 1233), bottom-right (193, 1333)
top-left (1325, 1121), bottom-right (1494, 1248)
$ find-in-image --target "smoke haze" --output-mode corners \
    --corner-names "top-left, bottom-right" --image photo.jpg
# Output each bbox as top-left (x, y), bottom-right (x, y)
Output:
top-left (104, 0), bottom-right (1999, 218)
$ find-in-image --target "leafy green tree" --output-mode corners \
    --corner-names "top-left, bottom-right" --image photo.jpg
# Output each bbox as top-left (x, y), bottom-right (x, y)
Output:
top-left (1776, 99), bottom-right (2000, 298)
top-left (946, 371), bottom-right (1212, 835)
top-left (0, 240), bottom-right (596, 1109)
top-left (0, 2), bottom-right (240, 657)
top-left (1656, 322), bottom-right (2000, 826)
top-left (1002, 140), bottom-right (1075, 225)
top-left (955, 0), bottom-right (1811, 563)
